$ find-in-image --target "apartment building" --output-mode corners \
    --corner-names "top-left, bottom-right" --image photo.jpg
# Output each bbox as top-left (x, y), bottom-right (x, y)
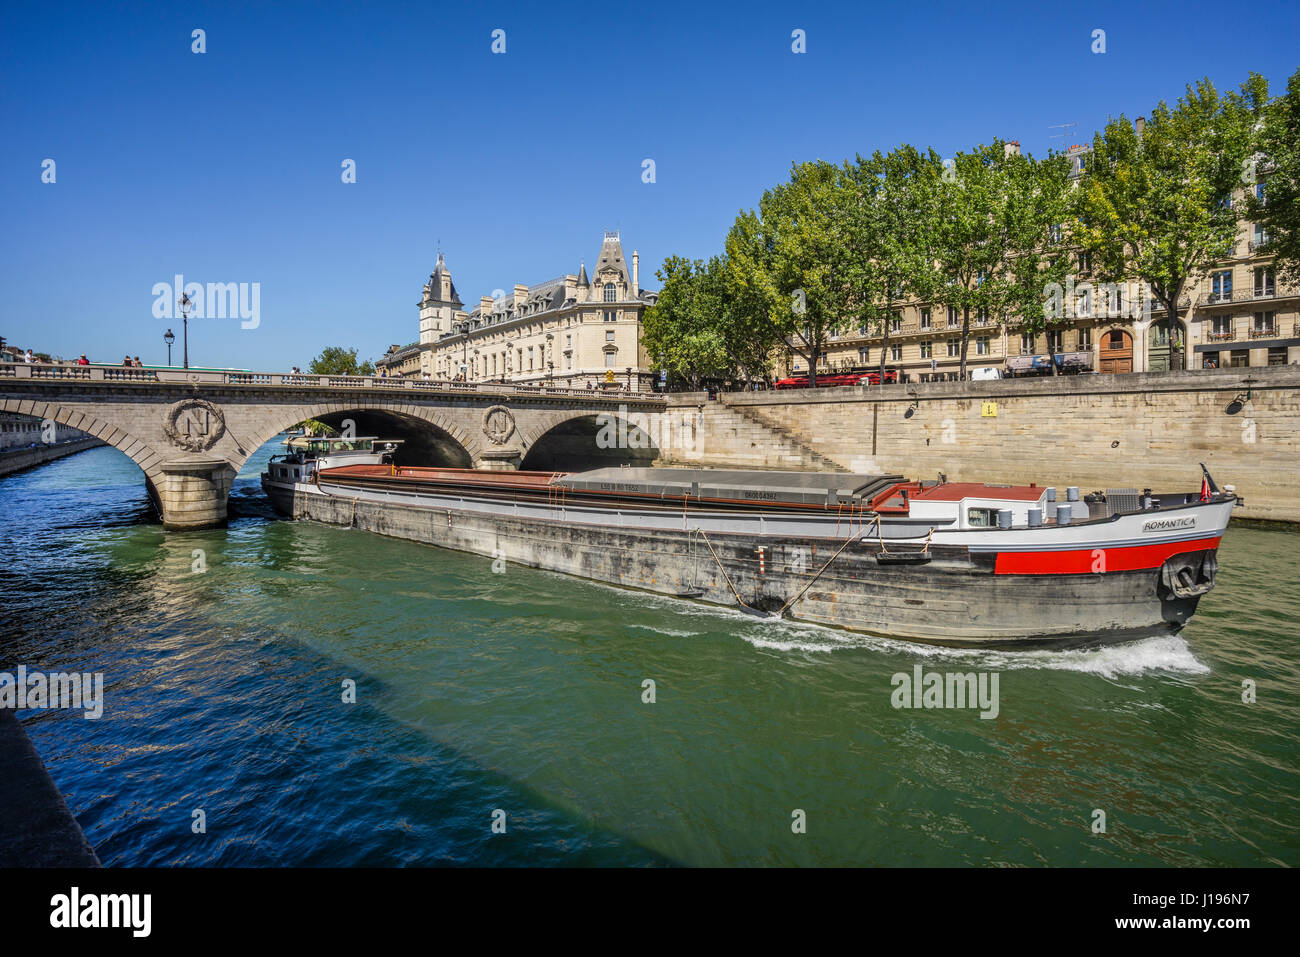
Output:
top-left (383, 233), bottom-right (659, 390)
top-left (789, 141), bottom-right (1298, 381)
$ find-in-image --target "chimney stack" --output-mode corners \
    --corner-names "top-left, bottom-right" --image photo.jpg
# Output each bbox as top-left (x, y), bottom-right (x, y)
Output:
top-left (1135, 116), bottom-right (1145, 137)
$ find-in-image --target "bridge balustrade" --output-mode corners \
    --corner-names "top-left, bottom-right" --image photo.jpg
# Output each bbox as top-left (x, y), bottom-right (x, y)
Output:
top-left (2, 363), bottom-right (651, 400)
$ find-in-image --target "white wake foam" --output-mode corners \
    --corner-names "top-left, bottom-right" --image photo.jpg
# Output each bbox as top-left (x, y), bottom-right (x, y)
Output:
top-left (599, 579), bottom-right (1211, 676)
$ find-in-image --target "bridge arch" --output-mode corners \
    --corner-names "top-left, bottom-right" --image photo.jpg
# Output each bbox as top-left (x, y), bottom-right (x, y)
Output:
top-left (238, 400), bottom-right (479, 471)
top-left (0, 399), bottom-right (157, 477)
top-left (518, 409), bottom-right (659, 472)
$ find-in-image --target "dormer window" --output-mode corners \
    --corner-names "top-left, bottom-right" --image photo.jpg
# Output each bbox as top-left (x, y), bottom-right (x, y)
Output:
top-left (603, 283), bottom-right (616, 302)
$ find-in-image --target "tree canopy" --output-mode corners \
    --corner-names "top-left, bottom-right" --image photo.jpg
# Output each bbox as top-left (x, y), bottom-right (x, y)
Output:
top-left (1072, 74), bottom-right (1268, 348)
top-left (1250, 66), bottom-right (1300, 283)
top-left (642, 67), bottom-right (1283, 385)
top-left (308, 346), bottom-right (375, 377)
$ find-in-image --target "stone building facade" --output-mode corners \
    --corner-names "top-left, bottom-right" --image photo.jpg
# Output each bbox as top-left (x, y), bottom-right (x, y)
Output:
top-left (790, 141), bottom-right (1299, 382)
top-left (382, 233), bottom-right (659, 391)
top-left (377, 343), bottom-right (421, 378)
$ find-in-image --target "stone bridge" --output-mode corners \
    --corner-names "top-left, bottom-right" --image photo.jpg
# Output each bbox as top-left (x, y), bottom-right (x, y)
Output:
top-left (1, 364), bottom-right (665, 529)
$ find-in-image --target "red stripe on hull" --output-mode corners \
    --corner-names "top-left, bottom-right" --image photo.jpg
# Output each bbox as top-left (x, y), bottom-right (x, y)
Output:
top-left (994, 537), bottom-right (1222, 575)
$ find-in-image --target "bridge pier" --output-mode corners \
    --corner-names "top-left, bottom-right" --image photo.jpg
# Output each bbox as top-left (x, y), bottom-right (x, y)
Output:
top-left (475, 449), bottom-right (521, 471)
top-left (153, 458), bottom-right (237, 530)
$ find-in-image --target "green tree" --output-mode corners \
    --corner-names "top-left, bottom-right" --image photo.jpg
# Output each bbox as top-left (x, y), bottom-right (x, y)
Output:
top-left (1248, 66), bottom-right (1300, 283)
top-left (1073, 75), bottom-right (1268, 368)
top-left (713, 255), bottom-right (779, 385)
top-left (927, 141), bottom-right (1065, 379)
top-left (308, 346), bottom-right (375, 377)
top-left (643, 255), bottom-right (778, 389)
top-left (642, 256), bottom-right (729, 389)
top-left (727, 160), bottom-right (855, 385)
top-left (841, 146), bottom-right (944, 381)
top-left (1002, 151), bottom-right (1075, 374)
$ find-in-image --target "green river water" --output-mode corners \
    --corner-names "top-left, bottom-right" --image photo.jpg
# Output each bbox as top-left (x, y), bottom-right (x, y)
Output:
top-left (2, 443), bottom-right (1297, 866)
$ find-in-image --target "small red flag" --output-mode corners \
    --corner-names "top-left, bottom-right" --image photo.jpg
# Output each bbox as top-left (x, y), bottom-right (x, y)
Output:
top-left (1200, 476), bottom-right (1211, 501)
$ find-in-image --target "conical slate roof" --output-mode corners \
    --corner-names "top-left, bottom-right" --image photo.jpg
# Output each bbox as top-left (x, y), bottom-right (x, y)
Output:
top-left (426, 252), bottom-right (462, 306)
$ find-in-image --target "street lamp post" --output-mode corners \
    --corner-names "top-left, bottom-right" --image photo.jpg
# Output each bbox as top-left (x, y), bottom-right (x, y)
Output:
top-left (177, 292), bottom-right (194, 369)
top-left (164, 328), bottom-right (175, 366)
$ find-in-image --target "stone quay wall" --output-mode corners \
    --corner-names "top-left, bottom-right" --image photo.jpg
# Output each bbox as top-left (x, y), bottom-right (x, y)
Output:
top-left (0, 437), bottom-right (105, 479)
top-left (657, 367), bottom-right (1300, 524)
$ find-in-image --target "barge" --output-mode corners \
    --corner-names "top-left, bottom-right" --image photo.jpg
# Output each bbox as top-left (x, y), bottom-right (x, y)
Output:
top-left (262, 451), bottom-right (1236, 648)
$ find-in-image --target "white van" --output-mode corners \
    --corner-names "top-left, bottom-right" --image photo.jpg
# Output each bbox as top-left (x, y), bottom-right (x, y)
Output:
top-left (970, 366), bottom-right (1003, 381)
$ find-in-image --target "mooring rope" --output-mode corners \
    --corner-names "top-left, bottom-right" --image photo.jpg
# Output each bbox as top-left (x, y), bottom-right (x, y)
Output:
top-left (692, 516), bottom-right (878, 618)
top-left (776, 515), bottom-right (880, 616)
top-left (693, 527), bottom-right (763, 613)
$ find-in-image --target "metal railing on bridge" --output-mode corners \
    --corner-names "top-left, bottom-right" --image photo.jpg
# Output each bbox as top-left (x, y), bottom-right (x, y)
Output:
top-left (0, 362), bottom-right (657, 400)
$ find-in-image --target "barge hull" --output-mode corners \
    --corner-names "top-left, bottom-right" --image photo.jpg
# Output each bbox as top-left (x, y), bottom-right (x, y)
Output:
top-left (268, 481), bottom-right (1210, 649)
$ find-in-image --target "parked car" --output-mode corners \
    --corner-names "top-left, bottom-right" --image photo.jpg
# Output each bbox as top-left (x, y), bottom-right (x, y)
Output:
top-left (970, 366), bottom-right (1003, 381)
top-left (774, 369), bottom-right (898, 389)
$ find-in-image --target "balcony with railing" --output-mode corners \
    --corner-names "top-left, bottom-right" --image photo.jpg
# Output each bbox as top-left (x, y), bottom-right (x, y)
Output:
top-left (1206, 329), bottom-right (1236, 342)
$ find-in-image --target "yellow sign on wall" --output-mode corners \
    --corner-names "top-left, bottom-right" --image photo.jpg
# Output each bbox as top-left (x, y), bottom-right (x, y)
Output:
top-left (981, 401), bottom-right (998, 417)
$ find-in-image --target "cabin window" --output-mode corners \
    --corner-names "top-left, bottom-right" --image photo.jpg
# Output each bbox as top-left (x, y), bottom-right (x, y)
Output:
top-left (967, 507), bottom-right (998, 527)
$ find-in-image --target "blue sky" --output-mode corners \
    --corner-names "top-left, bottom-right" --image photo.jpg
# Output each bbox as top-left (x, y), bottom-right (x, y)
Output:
top-left (2, 0), bottom-right (1297, 369)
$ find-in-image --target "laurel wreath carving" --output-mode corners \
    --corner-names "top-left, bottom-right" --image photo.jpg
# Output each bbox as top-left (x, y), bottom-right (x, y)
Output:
top-left (481, 405), bottom-right (516, 446)
top-left (163, 398), bottom-right (226, 452)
